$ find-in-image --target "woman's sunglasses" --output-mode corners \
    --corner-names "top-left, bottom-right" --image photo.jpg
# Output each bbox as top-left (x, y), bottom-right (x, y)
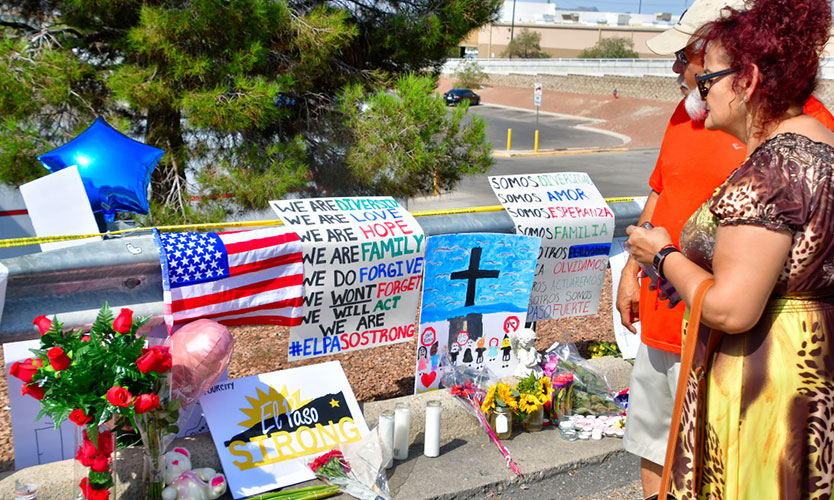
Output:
top-left (674, 49), bottom-right (688, 65)
top-left (695, 68), bottom-right (739, 99)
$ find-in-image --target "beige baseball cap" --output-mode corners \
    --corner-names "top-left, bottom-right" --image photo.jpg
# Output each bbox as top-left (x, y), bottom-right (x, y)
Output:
top-left (646, 0), bottom-right (746, 55)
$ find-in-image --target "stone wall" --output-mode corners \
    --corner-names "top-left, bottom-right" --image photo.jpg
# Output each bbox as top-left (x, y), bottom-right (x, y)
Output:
top-left (467, 72), bottom-right (834, 108)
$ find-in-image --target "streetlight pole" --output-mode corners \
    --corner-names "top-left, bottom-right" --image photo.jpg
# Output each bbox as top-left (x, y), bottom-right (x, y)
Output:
top-left (509, 0), bottom-right (517, 59)
top-left (638, 0), bottom-right (642, 13)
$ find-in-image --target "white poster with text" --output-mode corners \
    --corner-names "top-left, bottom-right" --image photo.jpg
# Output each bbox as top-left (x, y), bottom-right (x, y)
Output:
top-left (200, 361), bottom-right (368, 498)
top-left (270, 197), bottom-right (425, 361)
top-left (489, 172), bottom-right (614, 321)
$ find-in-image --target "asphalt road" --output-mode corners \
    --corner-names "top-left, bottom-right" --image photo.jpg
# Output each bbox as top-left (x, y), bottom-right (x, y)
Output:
top-left (467, 104), bottom-right (627, 151)
top-left (409, 148), bottom-right (659, 211)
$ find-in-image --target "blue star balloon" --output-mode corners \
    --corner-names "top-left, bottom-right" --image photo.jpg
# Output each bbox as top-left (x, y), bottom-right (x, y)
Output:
top-left (37, 117), bottom-right (164, 222)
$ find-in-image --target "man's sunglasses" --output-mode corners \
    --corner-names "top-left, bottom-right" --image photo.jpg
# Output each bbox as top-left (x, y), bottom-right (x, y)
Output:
top-left (674, 49), bottom-right (688, 65)
top-left (695, 68), bottom-right (739, 100)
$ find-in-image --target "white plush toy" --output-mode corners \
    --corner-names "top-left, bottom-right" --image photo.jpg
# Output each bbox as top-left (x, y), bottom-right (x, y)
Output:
top-left (161, 447), bottom-right (227, 500)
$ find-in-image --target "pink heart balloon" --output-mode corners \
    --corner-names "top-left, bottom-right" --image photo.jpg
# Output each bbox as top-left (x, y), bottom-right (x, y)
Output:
top-left (165, 319), bottom-right (234, 406)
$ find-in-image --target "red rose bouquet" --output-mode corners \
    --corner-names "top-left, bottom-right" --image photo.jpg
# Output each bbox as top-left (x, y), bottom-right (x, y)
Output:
top-left (309, 450), bottom-right (390, 500)
top-left (8, 303), bottom-right (179, 500)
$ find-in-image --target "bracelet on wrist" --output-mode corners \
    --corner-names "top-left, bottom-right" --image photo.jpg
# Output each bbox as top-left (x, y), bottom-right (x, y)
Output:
top-left (653, 245), bottom-right (680, 280)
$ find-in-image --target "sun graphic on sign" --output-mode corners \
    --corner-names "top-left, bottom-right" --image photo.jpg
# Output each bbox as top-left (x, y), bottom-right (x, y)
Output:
top-left (237, 384), bottom-right (312, 428)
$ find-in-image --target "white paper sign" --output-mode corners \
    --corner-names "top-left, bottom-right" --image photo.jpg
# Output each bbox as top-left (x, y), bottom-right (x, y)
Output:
top-left (0, 262), bottom-right (8, 325)
top-left (19, 166), bottom-right (101, 252)
top-left (270, 197), bottom-right (425, 361)
top-left (609, 237), bottom-right (640, 359)
top-left (4, 340), bottom-right (77, 469)
top-left (199, 361), bottom-right (368, 498)
top-left (608, 196), bottom-right (647, 360)
top-left (489, 172), bottom-right (614, 321)
top-left (415, 233), bottom-right (539, 393)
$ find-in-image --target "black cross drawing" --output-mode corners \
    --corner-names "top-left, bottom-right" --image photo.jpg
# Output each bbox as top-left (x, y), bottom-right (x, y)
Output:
top-left (450, 247), bottom-right (500, 307)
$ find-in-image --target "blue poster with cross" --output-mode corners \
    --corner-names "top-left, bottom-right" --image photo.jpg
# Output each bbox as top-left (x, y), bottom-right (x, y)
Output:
top-left (414, 233), bottom-right (540, 393)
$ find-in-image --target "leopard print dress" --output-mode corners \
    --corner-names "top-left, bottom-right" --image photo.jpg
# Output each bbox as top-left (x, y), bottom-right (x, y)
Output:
top-left (672, 133), bottom-right (834, 500)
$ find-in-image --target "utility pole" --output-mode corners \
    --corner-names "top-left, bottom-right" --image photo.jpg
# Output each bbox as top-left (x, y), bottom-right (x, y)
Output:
top-left (509, 0), bottom-right (517, 59)
top-left (638, 0), bottom-right (642, 13)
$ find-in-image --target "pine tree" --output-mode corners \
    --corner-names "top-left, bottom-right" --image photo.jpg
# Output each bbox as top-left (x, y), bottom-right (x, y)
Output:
top-left (335, 74), bottom-right (493, 199)
top-left (0, 0), bottom-right (500, 223)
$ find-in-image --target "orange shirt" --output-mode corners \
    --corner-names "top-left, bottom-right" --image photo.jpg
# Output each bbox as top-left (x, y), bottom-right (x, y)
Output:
top-left (641, 95), bottom-right (834, 353)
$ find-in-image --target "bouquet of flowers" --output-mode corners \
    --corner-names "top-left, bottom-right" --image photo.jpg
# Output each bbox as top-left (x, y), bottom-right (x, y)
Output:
top-left (480, 381), bottom-right (517, 415)
top-left (309, 449), bottom-right (390, 500)
top-left (588, 341), bottom-right (621, 359)
top-left (481, 372), bottom-right (552, 422)
top-left (512, 371), bottom-right (553, 421)
top-left (442, 365), bottom-right (522, 476)
top-left (9, 304), bottom-right (178, 500)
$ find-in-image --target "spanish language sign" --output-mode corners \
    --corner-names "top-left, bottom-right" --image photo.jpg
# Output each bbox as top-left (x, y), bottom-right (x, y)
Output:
top-left (489, 172), bottom-right (614, 321)
top-left (270, 197), bottom-right (425, 360)
top-left (200, 361), bottom-right (368, 498)
top-left (415, 233), bottom-right (539, 393)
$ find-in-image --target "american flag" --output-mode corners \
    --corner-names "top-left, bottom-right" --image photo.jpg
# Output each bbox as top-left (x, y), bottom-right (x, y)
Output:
top-left (153, 227), bottom-right (304, 331)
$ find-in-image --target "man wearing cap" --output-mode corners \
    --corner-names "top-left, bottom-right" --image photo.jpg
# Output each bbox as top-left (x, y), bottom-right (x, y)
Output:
top-left (616, 0), bottom-right (834, 497)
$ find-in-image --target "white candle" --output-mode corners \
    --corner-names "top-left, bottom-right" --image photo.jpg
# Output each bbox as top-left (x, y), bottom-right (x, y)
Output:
top-left (378, 410), bottom-right (395, 469)
top-left (393, 403), bottom-right (411, 460)
top-left (423, 401), bottom-right (442, 458)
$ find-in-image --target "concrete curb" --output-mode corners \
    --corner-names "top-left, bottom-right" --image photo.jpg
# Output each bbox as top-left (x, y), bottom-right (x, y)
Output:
top-left (0, 357), bottom-right (635, 499)
top-left (492, 147), bottom-right (631, 158)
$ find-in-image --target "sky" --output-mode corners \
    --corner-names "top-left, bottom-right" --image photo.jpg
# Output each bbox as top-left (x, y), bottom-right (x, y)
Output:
top-left (535, 0), bottom-right (693, 14)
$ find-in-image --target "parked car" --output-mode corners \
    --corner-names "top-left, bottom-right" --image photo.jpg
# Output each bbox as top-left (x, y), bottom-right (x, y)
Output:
top-left (443, 88), bottom-right (480, 106)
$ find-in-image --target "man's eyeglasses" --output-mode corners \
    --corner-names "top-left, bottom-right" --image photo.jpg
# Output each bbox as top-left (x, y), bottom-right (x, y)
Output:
top-left (695, 68), bottom-right (739, 100)
top-left (674, 49), bottom-right (688, 66)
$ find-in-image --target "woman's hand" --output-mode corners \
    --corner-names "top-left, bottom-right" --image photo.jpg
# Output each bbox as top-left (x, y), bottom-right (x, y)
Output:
top-left (625, 224), bottom-right (674, 268)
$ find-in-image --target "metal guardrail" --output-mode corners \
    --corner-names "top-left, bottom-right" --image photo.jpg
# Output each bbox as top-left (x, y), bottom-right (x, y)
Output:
top-left (0, 201), bottom-right (644, 341)
top-left (442, 57), bottom-right (834, 80)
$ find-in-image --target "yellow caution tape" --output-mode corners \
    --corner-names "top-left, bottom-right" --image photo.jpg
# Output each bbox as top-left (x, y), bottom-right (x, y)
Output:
top-left (0, 199), bottom-right (638, 249)
top-left (410, 205), bottom-right (505, 217)
top-left (603, 196), bottom-right (637, 203)
top-left (0, 220), bottom-right (288, 249)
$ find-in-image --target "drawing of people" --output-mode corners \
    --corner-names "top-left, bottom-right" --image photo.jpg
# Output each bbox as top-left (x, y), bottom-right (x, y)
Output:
top-left (462, 339), bottom-right (474, 365)
top-left (475, 337), bottom-right (486, 366)
top-left (500, 334), bottom-right (512, 368)
top-left (450, 343), bottom-right (460, 364)
top-left (429, 341), bottom-right (440, 370)
top-left (417, 345), bottom-right (428, 371)
top-left (488, 337), bottom-right (499, 361)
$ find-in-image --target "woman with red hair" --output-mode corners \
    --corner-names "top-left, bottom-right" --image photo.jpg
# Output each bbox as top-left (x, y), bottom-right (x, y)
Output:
top-left (626, 0), bottom-right (834, 497)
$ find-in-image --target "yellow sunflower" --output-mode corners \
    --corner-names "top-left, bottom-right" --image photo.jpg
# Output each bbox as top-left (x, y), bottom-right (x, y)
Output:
top-left (538, 376), bottom-right (554, 405)
top-left (518, 393), bottom-right (541, 414)
top-left (497, 382), bottom-right (518, 410)
top-left (480, 385), bottom-right (497, 414)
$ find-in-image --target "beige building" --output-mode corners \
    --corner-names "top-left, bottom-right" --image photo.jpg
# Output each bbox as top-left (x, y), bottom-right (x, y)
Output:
top-left (462, 22), bottom-right (671, 59)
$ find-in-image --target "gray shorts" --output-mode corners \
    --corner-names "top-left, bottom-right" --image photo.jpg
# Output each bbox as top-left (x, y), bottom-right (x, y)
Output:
top-left (623, 342), bottom-right (681, 465)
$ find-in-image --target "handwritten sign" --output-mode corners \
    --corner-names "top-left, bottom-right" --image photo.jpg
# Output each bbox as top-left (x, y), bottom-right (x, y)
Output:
top-left (200, 361), bottom-right (368, 498)
top-left (415, 233), bottom-right (539, 393)
top-left (4, 340), bottom-right (76, 469)
top-left (489, 172), bottom-right (614, 321)
top-left (270, 197), bottom-right (425, 360)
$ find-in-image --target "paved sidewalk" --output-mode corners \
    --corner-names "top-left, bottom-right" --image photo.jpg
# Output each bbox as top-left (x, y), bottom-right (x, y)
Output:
top-left (0, 358), bottom-right (644, 500)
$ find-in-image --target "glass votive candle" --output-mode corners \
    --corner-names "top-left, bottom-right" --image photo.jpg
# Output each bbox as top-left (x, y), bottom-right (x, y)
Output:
top-left (378, 410), bottom-right (395, 468)
top-left (423, 400), bottom-right (442, 457)
top-left (393, 403), bottom-right (411, 460)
